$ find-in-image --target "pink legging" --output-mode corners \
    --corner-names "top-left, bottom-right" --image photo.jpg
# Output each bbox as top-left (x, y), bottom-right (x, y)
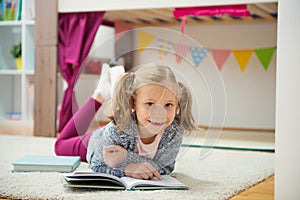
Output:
top-left (54, 97), bottom-right (102, 162)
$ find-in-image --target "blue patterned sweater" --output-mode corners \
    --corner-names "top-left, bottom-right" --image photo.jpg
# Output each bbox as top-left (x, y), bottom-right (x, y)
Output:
top-left (86, 115), bottom-right (183, 177)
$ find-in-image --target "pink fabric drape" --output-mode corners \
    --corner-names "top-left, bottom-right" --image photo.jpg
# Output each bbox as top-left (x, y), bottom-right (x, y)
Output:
top-left (58, 12), bottom-right (105, 132)
top-left (173, 5), bottom-right (250, 33)
top-left (173, 5), bottom-right (250, 18)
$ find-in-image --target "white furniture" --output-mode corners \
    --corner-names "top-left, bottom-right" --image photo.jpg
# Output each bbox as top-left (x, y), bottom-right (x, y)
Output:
top-left (57, 0), bottom-right (300, 199)
top-left (0, 0), bottom-right (35, 129)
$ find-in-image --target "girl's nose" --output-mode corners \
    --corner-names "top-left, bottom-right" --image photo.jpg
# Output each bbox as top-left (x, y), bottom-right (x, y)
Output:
top-left (149, 104), bottom-right (166, 122)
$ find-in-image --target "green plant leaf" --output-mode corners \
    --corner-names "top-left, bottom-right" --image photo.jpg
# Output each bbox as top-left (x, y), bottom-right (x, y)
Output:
top-left (10, 42), bottom-right (22, 58)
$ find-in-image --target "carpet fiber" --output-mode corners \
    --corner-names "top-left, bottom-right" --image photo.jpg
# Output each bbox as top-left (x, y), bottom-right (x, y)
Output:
top-left (0, 135), bottom-right (274, 200)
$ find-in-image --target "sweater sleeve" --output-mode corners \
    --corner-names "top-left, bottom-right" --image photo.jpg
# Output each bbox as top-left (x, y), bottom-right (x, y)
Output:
top-left (87, 124), bottom-right (133, 177)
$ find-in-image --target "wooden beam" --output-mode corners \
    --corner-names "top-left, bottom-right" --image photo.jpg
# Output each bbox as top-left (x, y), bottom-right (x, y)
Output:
top-left (34, 0), bottom-right (58, 137)
top-left (248, 4), bottom-right (276, 21)
top-left (256, 3), bottom-right (277, 13)
top-left (58, 0), bottom-right (278, 13)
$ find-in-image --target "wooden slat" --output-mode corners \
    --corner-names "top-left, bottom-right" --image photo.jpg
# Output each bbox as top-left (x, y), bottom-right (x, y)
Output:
top-left (34, 0), bottom-right (58, 137)
top-left (104, 3), bottom-right (277, 27)
top-left (105, 10), bottom-right (138, 24)
top-left (256, 3), bottom-right (277, 13)
top-left (34, 47), bottom-right (57, 137)
top-left (58, 0), bottom-right (278, 13)
top-left (144, 8), bottom-right (176, 23)
top-left (34, 0), bottom-right (58, 46)
top-left (248, 4), bottom-right (276, 21)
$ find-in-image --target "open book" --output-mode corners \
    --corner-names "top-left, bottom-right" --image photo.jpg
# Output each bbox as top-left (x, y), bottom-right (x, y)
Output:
top-left (63, 171), bottom-right (188, 191)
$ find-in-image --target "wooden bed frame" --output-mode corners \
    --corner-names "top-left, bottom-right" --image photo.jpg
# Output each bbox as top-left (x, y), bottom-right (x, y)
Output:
top-left (34, 0), bottom-right (300, 199)
top-left (34, 0), bottom-right (277, 137)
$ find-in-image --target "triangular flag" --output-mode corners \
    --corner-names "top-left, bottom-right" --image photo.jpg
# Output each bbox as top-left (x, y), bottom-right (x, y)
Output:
top-left (137, 30), bottom-right (156, 52)
top-left (254, 47), bottom-right (275, 70)
top-left (190, 47), bottom-right (209, 68)
top-left (114, 20), bottom-right (133, 41)
top-left (210, 49), bottom-right (231, 70)
top-left (232, 50), bottom-right (253, 72)
top-left (174, 43), bottom-right (189, 63)
top-left (157, 38), bottom-right (174, 59)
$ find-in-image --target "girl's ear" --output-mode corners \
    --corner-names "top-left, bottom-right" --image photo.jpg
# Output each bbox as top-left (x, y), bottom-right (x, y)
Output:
top-left (130, 95), bottom-right (135, 110)
top-left (176, 105), bottom-right (180, 115)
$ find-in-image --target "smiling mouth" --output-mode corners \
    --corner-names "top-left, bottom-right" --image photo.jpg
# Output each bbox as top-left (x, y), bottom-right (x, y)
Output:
top-left (148, 120), bottom-right (166, 126)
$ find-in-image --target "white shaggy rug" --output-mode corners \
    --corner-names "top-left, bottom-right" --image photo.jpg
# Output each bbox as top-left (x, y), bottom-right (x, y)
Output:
top-left (0, 135), bottom-right (274, 200)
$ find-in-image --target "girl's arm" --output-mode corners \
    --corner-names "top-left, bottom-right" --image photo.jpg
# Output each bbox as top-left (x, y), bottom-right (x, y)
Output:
top-left (87, 122), bottom-right (183, 177)
top-left (123, 132), bottom-right (183, 175)
top-left (87, 124), bottom-right (133, 177)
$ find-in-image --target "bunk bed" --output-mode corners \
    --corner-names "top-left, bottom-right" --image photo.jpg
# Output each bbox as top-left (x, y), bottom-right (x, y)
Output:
top-left (34, 0), bottom-right (278, 137)
top-left (34, 1), bottom-right (300, 199)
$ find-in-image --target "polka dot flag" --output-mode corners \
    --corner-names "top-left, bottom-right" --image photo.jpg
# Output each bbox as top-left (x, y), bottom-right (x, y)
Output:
top-left (190, 46), bottom-right (209, 68)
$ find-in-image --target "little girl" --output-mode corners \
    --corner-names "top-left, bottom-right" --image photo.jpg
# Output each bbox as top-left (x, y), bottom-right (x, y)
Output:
top-left (55, 63), bottom-right (197, 180)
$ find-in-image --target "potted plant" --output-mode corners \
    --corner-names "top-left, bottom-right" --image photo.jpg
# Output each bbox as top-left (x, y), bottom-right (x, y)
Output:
top-left (10, 42), bottom-right (22, 70)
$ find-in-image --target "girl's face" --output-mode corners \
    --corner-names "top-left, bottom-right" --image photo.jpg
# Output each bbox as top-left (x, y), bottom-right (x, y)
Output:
top-left (133, 84), bottom-right (178, 139)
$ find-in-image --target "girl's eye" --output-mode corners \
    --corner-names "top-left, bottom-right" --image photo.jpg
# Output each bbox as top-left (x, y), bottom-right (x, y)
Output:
top-left (165, 103), bottom-right (174, 108)
top-left (145, 102), bottom-right (154, 106)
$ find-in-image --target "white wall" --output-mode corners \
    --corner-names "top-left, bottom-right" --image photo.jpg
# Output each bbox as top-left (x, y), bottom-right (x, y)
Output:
top-left (88, 25), bottom-right (115, 59)
top-left (132, 23), bottom-right (277, 130)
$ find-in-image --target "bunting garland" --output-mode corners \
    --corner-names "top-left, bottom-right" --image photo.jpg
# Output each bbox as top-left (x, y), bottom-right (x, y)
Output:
top-left (210, 49), bottom-right (231, 70)
top-left (137, 30), bottom-right (156, 52)
top-left (190, 47), bottom-right (209, 68)
top-left (254, 47), bottom-right (276, 70)
top-left (134, 30), bottom-right (276, 71)
top-left (174, 43), bottom-right (189, 63)
top-left (157, 38), bottom-right (174, 59)
top-left (232, 50), bottom-right (254, 71)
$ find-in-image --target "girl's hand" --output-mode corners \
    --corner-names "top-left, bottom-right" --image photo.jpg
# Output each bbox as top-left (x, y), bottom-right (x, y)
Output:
top-left (124, 162), bottom-right (162, 180)
top-left (103, 145), bottom-right (128, 167)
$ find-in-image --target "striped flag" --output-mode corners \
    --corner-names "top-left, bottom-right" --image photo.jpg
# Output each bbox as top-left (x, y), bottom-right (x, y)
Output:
top-left (174, 43), bottom-right (189, 63)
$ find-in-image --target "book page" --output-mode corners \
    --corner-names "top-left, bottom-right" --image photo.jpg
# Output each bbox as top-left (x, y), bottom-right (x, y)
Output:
top-left (120, 175), bottom-right (187, 190)
top-left (64, 172), bottom-right (128, 187)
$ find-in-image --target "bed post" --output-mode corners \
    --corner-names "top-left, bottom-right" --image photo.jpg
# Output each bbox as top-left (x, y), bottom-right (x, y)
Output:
top-left (34, 0), bottom-right (58, 137)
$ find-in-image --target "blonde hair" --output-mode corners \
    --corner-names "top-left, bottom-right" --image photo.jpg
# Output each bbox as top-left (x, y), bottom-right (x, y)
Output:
top-left (108, 63), bottom-right (197, 133)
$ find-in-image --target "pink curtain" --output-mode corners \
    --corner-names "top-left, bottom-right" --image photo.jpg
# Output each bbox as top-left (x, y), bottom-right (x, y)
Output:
top-left (58, 12), bottom-right (105, 132)
top-left (173, 5), bottom-right (250, 18)
top-left (173, 5), bottom-right (250, 33)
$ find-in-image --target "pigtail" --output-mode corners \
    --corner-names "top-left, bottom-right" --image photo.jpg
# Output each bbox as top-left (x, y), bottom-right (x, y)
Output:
top-left (108, 72), bottom-right (135, 131)
top-left (177, 82), bottom-right (198, 133)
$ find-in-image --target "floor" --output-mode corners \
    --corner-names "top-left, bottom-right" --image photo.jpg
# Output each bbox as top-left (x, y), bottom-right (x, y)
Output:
top-left (183, 128), bottom-right (275, 151)
top-left (230, 175), bottom-right (274, 200)
top-left (0, 125), bottom-right (275, 200)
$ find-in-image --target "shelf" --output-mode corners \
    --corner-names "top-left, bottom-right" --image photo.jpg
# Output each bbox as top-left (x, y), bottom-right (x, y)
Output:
top-left (24, 20), bottom-right (35, 25)
top-left (0, 117), bottom-right (33, 126)
top-left (25, 70), bottom-right (35, 75)
top-left (0, 0), bottom-right (36, 128)
top-left (0, 69), bottom-right (22, 75)
top-left (0, 70), bottom-right (35, 75)
top-left (0, 20), bottom-right (34, 26)
top-left (0, 21), bottom-right (22, 26)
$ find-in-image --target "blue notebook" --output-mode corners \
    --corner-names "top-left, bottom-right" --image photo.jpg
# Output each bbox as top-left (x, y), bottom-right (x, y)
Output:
top-left (12, 155), bottom-right (81, 172)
